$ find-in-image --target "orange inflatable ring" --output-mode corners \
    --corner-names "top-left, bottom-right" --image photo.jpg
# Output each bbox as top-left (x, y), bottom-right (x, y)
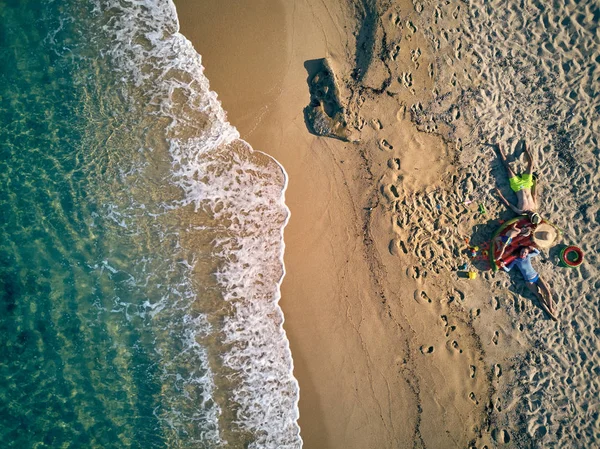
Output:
top-left (560, 246), bottom-right (583, 267)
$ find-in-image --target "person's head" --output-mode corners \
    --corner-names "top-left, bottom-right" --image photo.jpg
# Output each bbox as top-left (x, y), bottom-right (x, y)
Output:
top-left (528, 212), bottom-right (541, 225)
top-left (519, 246), bottom-right (531, 259)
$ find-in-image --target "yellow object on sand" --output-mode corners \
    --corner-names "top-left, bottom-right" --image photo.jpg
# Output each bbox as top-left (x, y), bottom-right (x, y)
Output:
top-left (467, 271), bottom-right (477, 280)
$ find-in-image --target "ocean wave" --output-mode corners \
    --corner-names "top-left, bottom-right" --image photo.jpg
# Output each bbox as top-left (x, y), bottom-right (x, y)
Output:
top-left (87, 0), bottom-right (300, 447)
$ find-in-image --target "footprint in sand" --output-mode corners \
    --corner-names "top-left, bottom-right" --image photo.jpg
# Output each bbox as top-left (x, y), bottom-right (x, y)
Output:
top-left (492, 331), bottom-right (499, 345)
top-left (411, 48), bottom-right (421, 63)
top-left (493, 296), bottom-right (501, 310)
top-left (447, 289), bottom-right (464, 304)
top-left (454, 38), bottom-right (463, 59)
top-left (417, 242), bottom-right (436, 261)
top-left (389, 237), bottom-right (409, 256)
top-left (445, 324), bottom-right (456, 337)
top-left (452, 5), bottom-right (460, 19)
top-left (470, 308), bottom-right (480, 319)
top-left (406, 20), bottom-right (417, 34)
top-left (379, 139), bottom-right (394, 151)
top-left (396, 105), bottom-right (406, 121)
top-left (410, 265), bottom-right (421, 279)
top-left (494, 397), bottom-right (502, 412)
top-left (391, 44), bottom-right (401, 61)
top-left (447, 340), bottom-right (463, 354)
top-left (451, 106), bottom-right (461, 120)
top-left (387, 158), bottom-right (401, 170)
top-left (434, 6), bottom-right (442, 24)
top-left (411, 102), bottom-right (423, 115)
top-left (370, 118), bottom-right (383, 130)
top-left (428, 62), bottom-right (434, 78)
top-left (414, 2), bottom-right (423, 13)
top-left (400, 72), bottom-right (413, 88)
top-left (397, 239), bottom-right (408, 254)
top-left (382, 183), bottom-right (401, 202)
top-left (356, 116), bottom-right (366, 130)
top-left (389, 239), bottom-right (400, 256)
top-left (469, 392), bottom-right (479, 405)
top-left (420, 345), bottom-right (434, 354)
top-left (470, 365), bottom-right (476, 378)
top-left (494, 364), bottom-right (502, 378)
top-left (491, 428), bottom-right (511, 444)
top-left (533, 426), bottom-right (547, 438)
top-left (440, 315), bottom-right (456, 336)
top-left (415, 290), bottom-right (432, 304)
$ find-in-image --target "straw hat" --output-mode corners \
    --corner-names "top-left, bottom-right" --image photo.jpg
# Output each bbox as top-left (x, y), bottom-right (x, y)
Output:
top-left (532, 223), bottom-right (559, 248)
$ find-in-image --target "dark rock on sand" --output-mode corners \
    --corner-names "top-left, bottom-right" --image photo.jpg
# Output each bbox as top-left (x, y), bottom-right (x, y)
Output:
top-left (304, 58), bottom-right (359, 142)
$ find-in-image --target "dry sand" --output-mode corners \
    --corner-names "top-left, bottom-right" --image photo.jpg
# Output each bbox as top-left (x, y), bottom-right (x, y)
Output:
top-left (176, 0), bottom-right (599, 447)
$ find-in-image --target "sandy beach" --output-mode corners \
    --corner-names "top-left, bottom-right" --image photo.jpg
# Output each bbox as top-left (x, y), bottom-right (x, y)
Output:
top-left (176, 0), bottom-right (600, 447)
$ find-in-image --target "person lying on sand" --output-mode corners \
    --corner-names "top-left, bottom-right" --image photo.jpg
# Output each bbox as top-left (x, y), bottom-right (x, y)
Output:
top-left (494, 141), bottom-right (541, 224)
top-left (494, 222), bottom-right (532, 261)
top-left (499, 246), bottom-right (558, 321)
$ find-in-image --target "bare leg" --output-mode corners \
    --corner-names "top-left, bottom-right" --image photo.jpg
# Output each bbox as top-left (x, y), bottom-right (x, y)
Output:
top-left (536, 277), bottom-right (557, 319)
top-left (530, 184), bottom-right (538, 205)
top-left (522, 141), bottom-right (539, 206)
top-left (497, 143), bottom-right (517, 178)
top-left (495, 225), bottom-right (518, 260)
top-left (523, 141), bottom-right (535, 175)
top-left (495, 188), bottom-right (523, 214)
top-left (495, 237), bottom-right (508, 261)
top-left (526, 281), bottom-right (558, 321)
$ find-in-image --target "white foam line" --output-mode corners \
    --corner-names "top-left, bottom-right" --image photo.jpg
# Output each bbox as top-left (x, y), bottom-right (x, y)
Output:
top-left (239, 138), bottom-right (302, 447)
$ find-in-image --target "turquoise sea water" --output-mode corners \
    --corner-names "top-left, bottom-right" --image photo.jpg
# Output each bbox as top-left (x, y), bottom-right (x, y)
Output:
top-left (0, 1), bottom-right (298, 448)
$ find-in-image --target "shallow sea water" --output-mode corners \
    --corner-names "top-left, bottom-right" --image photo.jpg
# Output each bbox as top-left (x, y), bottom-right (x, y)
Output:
top-left (0, 1), bottom-right (298, 448)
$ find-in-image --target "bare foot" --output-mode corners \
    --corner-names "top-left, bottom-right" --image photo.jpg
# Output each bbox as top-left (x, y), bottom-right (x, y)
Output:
top-left (539, 297), bottom-right (559, 321)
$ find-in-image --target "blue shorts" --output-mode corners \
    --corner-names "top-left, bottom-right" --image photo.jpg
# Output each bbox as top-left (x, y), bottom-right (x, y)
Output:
top-left (527, 274), bottom-right (540, 284)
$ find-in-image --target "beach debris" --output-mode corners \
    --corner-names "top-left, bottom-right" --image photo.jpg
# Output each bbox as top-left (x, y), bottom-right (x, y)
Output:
top-left (478, 203), bottom-right (486, 214)
top-left (467, 271), bottom-right (477, 280)
top-left (304, 58), bottom-right (359, 142)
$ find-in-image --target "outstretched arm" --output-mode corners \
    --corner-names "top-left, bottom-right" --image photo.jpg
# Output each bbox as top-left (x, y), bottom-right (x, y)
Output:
top-left (497, 143), bottom-right (517, 178)
top-left (495, 188), bottom-right (523, 214)
top-left (500, 259), bottom-right (516, 272)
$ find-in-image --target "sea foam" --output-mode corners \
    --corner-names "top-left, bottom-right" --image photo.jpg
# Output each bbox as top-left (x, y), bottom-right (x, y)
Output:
top-left (89, 0), bottom-right (301, 447)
